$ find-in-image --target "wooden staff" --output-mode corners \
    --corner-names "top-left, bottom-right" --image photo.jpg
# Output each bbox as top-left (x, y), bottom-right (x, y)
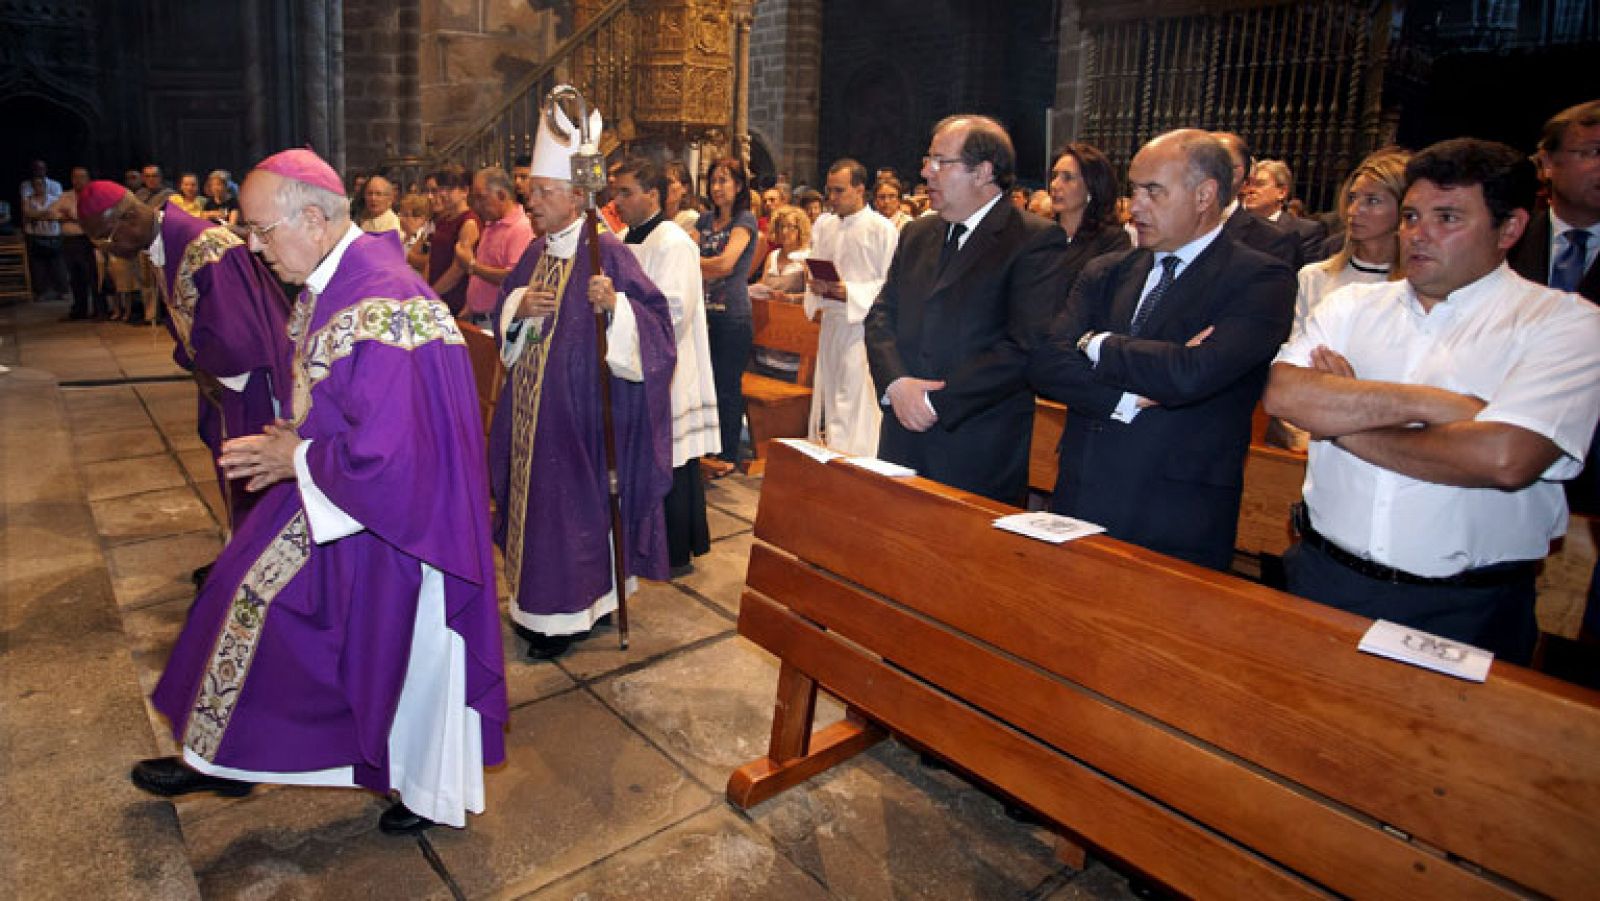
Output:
top-left (551, 85), bottom-right (631, 650)
top-left (583, 205), bottom-right (630, 650)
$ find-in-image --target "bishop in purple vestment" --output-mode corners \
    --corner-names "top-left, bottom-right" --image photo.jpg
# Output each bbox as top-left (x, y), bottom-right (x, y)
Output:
top-left (131, 151), bottom-right (507, 836)
top-left (78, 182), bottom-right (292, 531)
top-left (489, 106), bottom-right (676, 660)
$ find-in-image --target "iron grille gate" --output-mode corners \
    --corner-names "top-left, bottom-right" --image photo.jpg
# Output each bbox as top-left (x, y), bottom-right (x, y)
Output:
top-left (1079, 0), bottom-right (1386, 215)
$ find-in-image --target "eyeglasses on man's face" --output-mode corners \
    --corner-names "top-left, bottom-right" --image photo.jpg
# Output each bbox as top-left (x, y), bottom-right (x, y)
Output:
top-left (244, 211), bottom-right (298, 243)
top-left (922, 155), bottom-right (966, 174)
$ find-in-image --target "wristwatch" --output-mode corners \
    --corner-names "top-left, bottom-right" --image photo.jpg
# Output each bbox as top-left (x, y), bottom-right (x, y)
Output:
top-left (1076, 330), bottom-right (1097, 355)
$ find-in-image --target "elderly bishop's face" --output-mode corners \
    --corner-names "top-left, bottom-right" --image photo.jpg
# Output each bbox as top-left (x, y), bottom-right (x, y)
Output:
top-left (525, 175), bottom-right (582, 233)
top-left (240, 172), bottom-right (322, 285)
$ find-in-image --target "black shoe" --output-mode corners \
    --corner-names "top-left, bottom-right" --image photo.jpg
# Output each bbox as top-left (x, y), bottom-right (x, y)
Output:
top-left (378, 800), bottom-right (436, 836)
top-left (526, 632), bottom-right (575, 660)
top-left (669, 562), bottom-right (694, 578)
top-left (192, 562), bottom-right (214, 589)
top-left (130, 757), bottom-right (254, 797)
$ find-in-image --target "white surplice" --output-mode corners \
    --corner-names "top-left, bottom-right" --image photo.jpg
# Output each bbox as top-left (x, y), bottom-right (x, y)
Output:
top-left (802, 207), bottom-right (899, 456)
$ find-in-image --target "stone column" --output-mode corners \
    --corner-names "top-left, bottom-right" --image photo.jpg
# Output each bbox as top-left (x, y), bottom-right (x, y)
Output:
top-left (734, 6), bottom-right (753, 171)
top-left (1051, 0), bottom-right (1087, 150)
top-left (297, 0), bottom-right (346, 172)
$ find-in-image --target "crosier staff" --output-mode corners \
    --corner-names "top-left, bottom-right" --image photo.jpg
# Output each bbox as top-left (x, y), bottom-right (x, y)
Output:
top-left (546, 85), bottom-right (631, 650)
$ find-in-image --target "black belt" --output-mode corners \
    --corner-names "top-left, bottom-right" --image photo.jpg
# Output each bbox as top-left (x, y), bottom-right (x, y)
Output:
top-left (1290, 503), bottom-right (1536, 589)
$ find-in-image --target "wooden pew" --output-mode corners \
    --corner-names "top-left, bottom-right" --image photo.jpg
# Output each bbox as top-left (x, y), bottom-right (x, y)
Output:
top-left (729, 440), bottom-right (1600, 899)
top-left (740, 296), bottom-right (820, 476)
top-left (456, 320), bottom-right (503, 437)
top-left (1031, 400), bottom-right (1597, 638)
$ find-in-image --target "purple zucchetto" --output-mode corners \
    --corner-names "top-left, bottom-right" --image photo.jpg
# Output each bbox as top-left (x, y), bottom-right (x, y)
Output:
top-left (254, 147), bottom-right (345, 196)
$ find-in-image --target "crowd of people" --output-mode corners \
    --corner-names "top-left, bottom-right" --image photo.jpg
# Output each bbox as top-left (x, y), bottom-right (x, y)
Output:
top-left (16, 94), bottom-right (1598, 840)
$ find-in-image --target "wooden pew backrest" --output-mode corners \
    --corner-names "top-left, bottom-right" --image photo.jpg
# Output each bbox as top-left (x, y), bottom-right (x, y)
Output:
top-left (733, 441), bottom-right (1600, 899)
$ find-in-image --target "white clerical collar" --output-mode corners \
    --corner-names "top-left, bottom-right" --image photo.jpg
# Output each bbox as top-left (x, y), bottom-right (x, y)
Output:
top-left (1223, 199), bottom-right (1240, 220)
top-left (306, 223), bottom-right (364, 294)
top-left (146, 209), bottom-right (166, 267)
top-left (1156, 219), bottom-right (1226, 273)
top-left (544, 214), bottom-right (586, 259)
top-left (1267, 209), bottom-right (1283, 222)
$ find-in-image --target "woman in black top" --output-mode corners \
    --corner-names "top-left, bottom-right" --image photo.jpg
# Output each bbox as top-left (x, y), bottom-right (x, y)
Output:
top-left (1048, 142), bottom-right (1132, 298)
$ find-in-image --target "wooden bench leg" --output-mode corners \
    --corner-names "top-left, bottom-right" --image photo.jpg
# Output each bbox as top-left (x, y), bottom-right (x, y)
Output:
top-left (726, 663), bottom-right (884, 808)
top-left (1053, 830), bottom-right (1089, 870)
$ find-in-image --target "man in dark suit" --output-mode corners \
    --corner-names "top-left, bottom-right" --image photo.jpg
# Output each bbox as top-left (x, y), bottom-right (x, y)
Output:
top-left (1212, 132), bottom-right (1302, 270)
top-left (1511, 99), bottom-right (1600, 302)
top-left (1246, 159), bottom-right (1328, 265)
top-left (1509, 98), bottom-right (1600, 640)
top-left (1028, 129), bottom-right (1296, 570)
top-left (865, 114), bottom-right (1069, 505)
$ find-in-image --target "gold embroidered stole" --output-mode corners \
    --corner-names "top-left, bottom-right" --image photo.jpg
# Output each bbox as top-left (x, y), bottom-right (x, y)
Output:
top-left (182, 276), bottom-right (463, 760)
top-left (504, 251), bottom-right (573, 601)
top-left (183, 511), bottom-right (311, 759)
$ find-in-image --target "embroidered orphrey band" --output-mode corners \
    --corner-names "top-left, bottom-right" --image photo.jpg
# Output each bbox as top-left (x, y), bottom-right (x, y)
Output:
top-left (505, 253), bottom-right (572, 601)
top-left (292, 296), bottom-right (465, 428)
top-left (169, 227), bottom-right (246, 359)
top-left (184, 510), bottom-right (311, 760)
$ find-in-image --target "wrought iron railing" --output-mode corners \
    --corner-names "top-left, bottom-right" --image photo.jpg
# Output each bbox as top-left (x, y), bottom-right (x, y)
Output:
top-left (380, 0), bottom-right (636, 188)
top-left (1079, 0), bottom-right (1386, 215)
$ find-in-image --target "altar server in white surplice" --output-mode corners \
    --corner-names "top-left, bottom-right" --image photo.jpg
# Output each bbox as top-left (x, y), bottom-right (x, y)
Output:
top-left (804, 158), bottom-right (899, 456)
top-left (611, 156), bottom-right (721, 575)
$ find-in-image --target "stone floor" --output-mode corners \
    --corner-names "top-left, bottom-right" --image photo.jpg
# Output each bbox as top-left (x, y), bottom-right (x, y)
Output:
top-left (0, 299), bottom-right (1137, 900)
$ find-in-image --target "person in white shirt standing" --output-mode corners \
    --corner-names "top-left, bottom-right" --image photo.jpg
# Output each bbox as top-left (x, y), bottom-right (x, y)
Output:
top-left (804, 159), bottom-right (899, 456)
top-left (1264, 138), bottom-right (1600, 664)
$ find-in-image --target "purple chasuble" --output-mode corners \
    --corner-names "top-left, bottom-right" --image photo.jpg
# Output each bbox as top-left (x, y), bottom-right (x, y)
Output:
top-left (152, 232), bottom-right (508, 789)
top-left (488, 226), bottom-right (676, 621)
top-left (157, 204), bottom-right (293, 529)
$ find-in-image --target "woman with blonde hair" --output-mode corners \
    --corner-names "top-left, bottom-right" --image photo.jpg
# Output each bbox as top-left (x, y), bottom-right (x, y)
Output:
top-left (1268, 147), bottom-right (1411, 451)
top-left (1293, 148), bottom-right (1410, 337)
top-left (754, 205), bottom-right (810, 301)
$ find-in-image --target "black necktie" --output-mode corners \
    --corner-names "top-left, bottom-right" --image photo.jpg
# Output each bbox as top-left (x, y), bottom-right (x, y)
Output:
top-left (1130, 255), bottom-right (1180, 337)
top-left (937, 222), bottom-right (967, 274)
top-left (1552, 229), bottom-right (1590, 293)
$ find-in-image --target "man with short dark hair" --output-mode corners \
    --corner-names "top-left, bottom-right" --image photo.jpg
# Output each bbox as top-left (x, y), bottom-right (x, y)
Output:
top-left (807, 157), bottom-right (899, 455)
top-left (511, 153), bottom-right (533, 206)
top-left (1212, 132), bottom-right (1302, 269)
top-left (1265, 138), bottom-right (1600, 663)
top-left (865, 114), bottom-right (1070, 504)
top-left (136, 164), bottom-right (172, 208)
top-left (46, 166), bottom-right (104, 319)
top-left (1029, 129), bottom-right (1295, 569)
top-left (611, 156), bottom-right (719, 576)
top-left (426, 162), bottom-right (478, 315)
top-left (1508, 98), bottom-right (1600, 640)
top-left (19, 159), bottom-right (67, 303)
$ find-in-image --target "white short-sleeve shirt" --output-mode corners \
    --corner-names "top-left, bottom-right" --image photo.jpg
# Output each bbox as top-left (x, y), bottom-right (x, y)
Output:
top-left (1273, 263), bottom-right (1600, 576)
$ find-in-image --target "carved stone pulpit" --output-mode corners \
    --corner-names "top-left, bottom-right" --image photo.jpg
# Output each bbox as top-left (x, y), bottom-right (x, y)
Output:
top-left (574, 0), bottom-right (754, 152)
